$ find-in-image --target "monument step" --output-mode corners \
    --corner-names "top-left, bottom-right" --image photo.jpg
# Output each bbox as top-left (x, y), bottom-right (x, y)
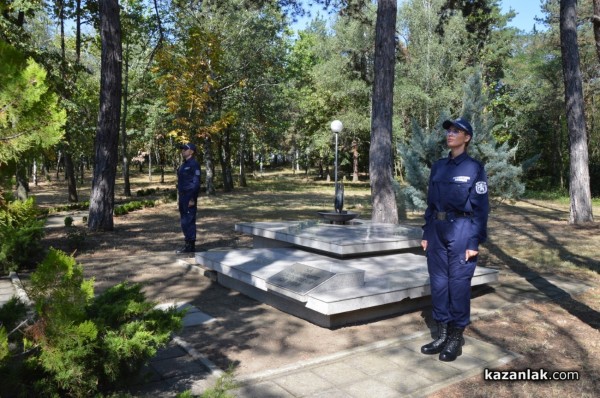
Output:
top-left (195, 248), bottom-right (499, 328)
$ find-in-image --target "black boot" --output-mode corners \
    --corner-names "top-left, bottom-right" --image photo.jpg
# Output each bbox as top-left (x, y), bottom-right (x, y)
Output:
top-left (439, 327), bottom-right (465, 362)
top-left (176, 241), bottom-right (195, 254)
top-left (421, 322), bottom-right (448, 355)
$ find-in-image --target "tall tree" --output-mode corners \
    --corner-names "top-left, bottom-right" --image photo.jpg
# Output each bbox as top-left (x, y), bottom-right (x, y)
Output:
top-left (594, 0), bottom-right (600, 63)
top-left (88, 0), bottom-right (122, 231)
top-left (559, 0), bottom-right (593, 224)
top-left (369, 0), bottom-right (397, 223)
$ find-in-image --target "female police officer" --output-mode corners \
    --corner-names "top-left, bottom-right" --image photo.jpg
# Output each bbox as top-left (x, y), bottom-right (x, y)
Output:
top-left (176, 143), bottom-right (201, 254)
top-left (420, 117), bottom-right (489, 362)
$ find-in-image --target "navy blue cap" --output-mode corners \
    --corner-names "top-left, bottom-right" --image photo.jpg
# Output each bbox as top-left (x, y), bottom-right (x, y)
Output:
top-left (179, 143), bottom-right (196, 151)
top-left (442, 118), bottom-right (473, 136)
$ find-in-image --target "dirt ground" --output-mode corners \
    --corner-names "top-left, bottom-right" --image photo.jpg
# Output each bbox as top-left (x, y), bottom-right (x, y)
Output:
top-left (29, 174), bottom-right (600, 397)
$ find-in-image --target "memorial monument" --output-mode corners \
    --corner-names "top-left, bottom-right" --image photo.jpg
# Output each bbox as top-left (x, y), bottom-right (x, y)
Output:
top-left (194, 120), bottom-right (499, 328)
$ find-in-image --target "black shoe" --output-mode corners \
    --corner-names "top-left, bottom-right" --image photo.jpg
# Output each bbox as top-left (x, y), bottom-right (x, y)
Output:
top-left (439, 327), bottom-right (465, 362)
top-left (176, 241), bottom-right (195, 254)
top-left (421, 322), bottom-right (448, 355)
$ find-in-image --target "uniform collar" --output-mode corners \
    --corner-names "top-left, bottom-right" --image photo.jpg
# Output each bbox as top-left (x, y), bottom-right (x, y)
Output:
top-left (446, 151), bottom-right (469, 165)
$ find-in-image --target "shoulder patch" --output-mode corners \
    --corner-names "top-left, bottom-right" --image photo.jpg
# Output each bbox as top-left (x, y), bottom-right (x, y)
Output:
top-left (475, 181), bottom-right (488, 194)
top-left (195, 170), bottom-right (200, 176)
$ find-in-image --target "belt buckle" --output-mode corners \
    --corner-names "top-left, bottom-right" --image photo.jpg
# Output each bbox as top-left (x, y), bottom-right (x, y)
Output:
top-left (436, 211), bottom-right (447, 221)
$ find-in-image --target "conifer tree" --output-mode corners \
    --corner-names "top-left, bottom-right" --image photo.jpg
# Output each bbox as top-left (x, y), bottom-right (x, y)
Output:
top-left (398, 69), bottom-right (524, 213)
top-left (463, 70), bottom-right (525, 201)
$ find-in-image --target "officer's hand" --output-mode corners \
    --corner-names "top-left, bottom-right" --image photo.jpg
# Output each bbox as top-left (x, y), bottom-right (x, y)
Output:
top-left (465, 250), bottom-right (478, 261)
top-left (188, 200), bottom-right (195, 207)
top-left (421, 240), bottom-right (428, 251)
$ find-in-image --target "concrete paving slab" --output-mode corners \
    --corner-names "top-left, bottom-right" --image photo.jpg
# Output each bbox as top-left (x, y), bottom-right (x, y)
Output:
top-left (272, 370), bottom-right (334, 396)
top-left (308, 362), bottom-right (369, 386)
top-left (304, 387), bottom-right (351, 398)
top-left (232, 381), bottom-right (296, 398)
top-left (341, 378), bottom-right (401, 398)
top-left (230, 332), bottom-right (520, 398)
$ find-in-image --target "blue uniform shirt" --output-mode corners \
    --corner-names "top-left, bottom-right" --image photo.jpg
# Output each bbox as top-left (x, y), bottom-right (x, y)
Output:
top-left (423, 151), bottom-right (489, 251)
top-left (177, 157), bottom-right (201, 197)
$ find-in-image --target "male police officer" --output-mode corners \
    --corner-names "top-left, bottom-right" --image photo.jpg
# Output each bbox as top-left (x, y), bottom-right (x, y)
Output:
top-left (420, 117), bottom-right (489, 361)
top-left (176, 143), bottom-right (201, 254)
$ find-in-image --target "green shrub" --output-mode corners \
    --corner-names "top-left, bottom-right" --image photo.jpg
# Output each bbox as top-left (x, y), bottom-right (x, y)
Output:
top-left (0, 249), bottom-right (184, 397)
top-left (0, 296), bottom-right (28, 363)
top-left (114, 200), bottom-right (158, 216)
top-left (136, 188), bottom-right (157, 197)
top-left (49, 201), bottom-right (90, 213)
top-left (66, 226), bottom-right (87, 251)
top-left (0, 197), bottom-right (45, 274)
top-left (198, 370), bottom-right (238, 398)
top-left (64, 215), bottom-right (74, 226)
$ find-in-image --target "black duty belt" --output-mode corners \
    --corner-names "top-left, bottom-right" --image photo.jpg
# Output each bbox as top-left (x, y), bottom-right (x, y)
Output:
top-left (435, 211), bottom-right (473, 221)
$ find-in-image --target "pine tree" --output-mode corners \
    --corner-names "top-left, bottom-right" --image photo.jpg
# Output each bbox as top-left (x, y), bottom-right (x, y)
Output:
top-left (0, 41), bottom-right (65, 166)
top-left (463, 70), bottom-right (525, 201)
top-left (398, 69), bottom-right (524, 214)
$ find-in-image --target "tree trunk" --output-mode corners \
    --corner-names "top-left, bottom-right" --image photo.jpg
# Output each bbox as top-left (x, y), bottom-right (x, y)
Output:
top-left (64, 152), bottom-right (78, 202)
top-left (218, 130), bottom-right (234, 192)
top-left (15, 162), bottom-right (29, 201)
top-left (560, 0), bottom-right (594, 224)
top-left (369, 0), bottom-right (398, 224)
top-left (239, 131), bottom-right (247, 187)
top-left (88, 0), bottom-right (122, 231)
top-left (352, 139), bottom-right (359, 182)
top-left (59, 0), bottom-right (79, 203)
top-left (121, 37), bottom-right (131, 196)
top-left (204, 136), bottom-right (216, 195)
top-left (593, 0), bottom-right (600, 63)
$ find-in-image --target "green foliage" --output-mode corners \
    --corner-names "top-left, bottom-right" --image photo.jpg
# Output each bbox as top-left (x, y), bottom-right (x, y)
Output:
top-left (0, 197), bottom-right (45, 274)
top-left (0, 40), bottom-right (65, 165)
top-left (136, 187), bottom-right (157, 196)
top-left (49, 201), bottom-right (90, 213)
top-left (65, 226), bottom-right (87, 251)
top-left (0, 325), bottom-right (7, 362)
top-left (198, 369), bottom-right (238, 398)
top-left (398, 117), bottom-right (449, 212)
top-left (64, 215), bottom-right (74, 226)
top-left (28, 248), bottom-right (94, 328)
top-left (0, 296), bottom-right (28, 362)
top-left (1, 249), bottom-right (184, 397)
top-left (114, 200), bottom-right (156, 216)
top-left (462, 70), bottom-right (525, 201)
top-left (398, 69), bottom-right (525, 210)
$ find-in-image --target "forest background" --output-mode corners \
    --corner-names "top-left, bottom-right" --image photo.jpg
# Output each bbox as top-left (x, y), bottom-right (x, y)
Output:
top-left (1, 0), bottom-right (598, 225)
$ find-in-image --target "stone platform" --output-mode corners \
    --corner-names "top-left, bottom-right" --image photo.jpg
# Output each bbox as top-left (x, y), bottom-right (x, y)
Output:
top-left (235, 220), bottom-right (423, 258)
top-left (196, 220), bottom-right (499, 328)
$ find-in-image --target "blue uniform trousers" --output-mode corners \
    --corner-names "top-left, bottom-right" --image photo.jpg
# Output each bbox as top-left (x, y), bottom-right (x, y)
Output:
top-left (427, 217), bottom-right (477, 328)
top-left (178, 193), bottom-right (197, 242)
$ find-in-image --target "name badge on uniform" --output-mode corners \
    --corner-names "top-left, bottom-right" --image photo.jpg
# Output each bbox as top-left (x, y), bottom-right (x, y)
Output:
top-left (476, 181), bottom-right (488, 194)
top-left (453, 176), bottom-right (470, 183)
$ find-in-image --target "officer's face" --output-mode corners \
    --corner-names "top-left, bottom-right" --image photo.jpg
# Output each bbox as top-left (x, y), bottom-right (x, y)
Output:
top-left (181, 148), bottom-right (193, 160)
top-left (445, 128), bottom-right (470, 148)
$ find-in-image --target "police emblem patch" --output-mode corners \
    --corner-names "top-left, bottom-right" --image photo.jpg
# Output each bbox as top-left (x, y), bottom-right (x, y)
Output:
top-left (475, 181), bottom-right (488, 194)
